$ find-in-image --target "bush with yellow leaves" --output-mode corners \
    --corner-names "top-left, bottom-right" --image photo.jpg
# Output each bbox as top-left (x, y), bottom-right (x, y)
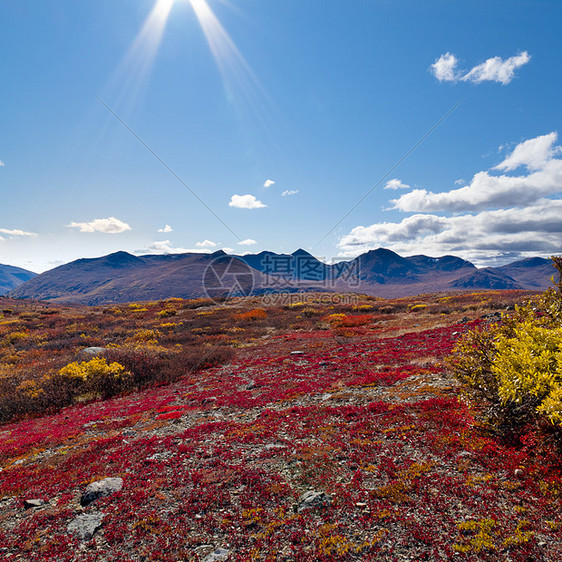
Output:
top-left (57, 357), bottom-right (132, 400)
top-left (449, 257), bottom-right (562, 437)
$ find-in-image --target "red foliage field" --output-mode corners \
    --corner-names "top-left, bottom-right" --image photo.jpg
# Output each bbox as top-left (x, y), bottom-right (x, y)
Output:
top-left (1, 291), bottom-right (561, 560)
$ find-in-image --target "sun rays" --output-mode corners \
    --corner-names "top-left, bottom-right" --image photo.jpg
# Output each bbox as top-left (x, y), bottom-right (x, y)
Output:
top-left (99, 0), bottom-right (277, 156)
top-left (104, 0), bottom-right (175, 112)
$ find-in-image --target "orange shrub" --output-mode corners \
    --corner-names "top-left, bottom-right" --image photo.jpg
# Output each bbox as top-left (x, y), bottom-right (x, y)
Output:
top-left (323, 313), bottom-right (373, 328)
top-left (234, 308), bottom-right (268, 322)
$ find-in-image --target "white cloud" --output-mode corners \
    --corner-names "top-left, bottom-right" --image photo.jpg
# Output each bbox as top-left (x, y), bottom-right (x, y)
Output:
top-left (392, 133), bottom-right (562, 212)
top-left (238, 238), bottom-right (257, 246)
top-left (229, 194), bottom-right (266, 209)
top-left (384, 178), bottom-right (410, 190)
top-left (0, 228), bottom-right (36, 238)
top-left (338, 200), bottom-right (562, 266)
top-left (0, 160), bottom-right (4, 167)
top-left (431, 51), bottom-right (531, 85)
top-left (431, 53), bottom-right (460, 82)
top-left (264, 179), bottom-right (275, 188)
top-left (139, 240), bottom-right (208, 255)
top-left (158, 224), bottom-right (173, 233)
top-left (222, 247), bottom-right (234, 254)
top-left (338, 132), bottom-right (562, 266)
top-left (67, 217), bottom-right (132, 234)
top-left (454, 179), bottom-right (465, 186)
top-left (281, 189), bottom-right (299, 196)
top-left (196, 239), bottom-right (218, 248)
top-left (463, 51), bottom-right (531, 85)
top-left (495, 132), bottom-right (562, 172)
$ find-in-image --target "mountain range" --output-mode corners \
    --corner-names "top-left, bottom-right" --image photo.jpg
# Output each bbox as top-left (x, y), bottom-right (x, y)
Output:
top-left (0, 263), bottom-right (37, 295)
top-left (3, 249), bottom-right (558, 305)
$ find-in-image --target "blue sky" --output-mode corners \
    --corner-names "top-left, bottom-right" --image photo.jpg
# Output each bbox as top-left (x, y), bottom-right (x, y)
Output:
top-left (1, 0), bottom-right (561, 272)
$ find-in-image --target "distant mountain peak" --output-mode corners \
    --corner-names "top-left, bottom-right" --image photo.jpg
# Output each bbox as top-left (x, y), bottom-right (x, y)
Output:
top-left (211, 249), bottom-right (228, 257)
top-left (291, 248), bottom-right (314, 257)
top-left (363, 248), bottom-right (401, 259)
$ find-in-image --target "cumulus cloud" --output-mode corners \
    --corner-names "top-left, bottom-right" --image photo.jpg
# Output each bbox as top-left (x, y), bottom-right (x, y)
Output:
top-left (495, 132), bottom-right (562, 172)
top-left (384, 179), bottom-right (410, 190)
top-left (431, 53), bottom-right (460, 82)
top-left (0, 227), bottom-right (36, 238)
top-left (264, 179), bottom-right (275, 188)
top-left (431, 51), bottom-right (530, 85)
top-left (392, 133), bottom-right (562, 212)
top-left (463, 51), bottom-right (531, 85)
top-left (158, 224), bottom-right (173, 233)
top-left (196, 239), bottom-right (218, 248)
top-left (281, 189), bottom-right (299, 196)
top-left (338, 200), bottom-right (562, 265)
top-left (229, 194), bottom-right (266, 209)
top-left (67, 217), bottom-right (132, 234)
top-left (338, 132), bottom-right (562, 265)
top-left (238, 238), bottom-right (257, 246)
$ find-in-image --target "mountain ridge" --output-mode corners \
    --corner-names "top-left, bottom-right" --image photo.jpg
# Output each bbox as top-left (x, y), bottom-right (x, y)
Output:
top-left (6, 250), bottom-right (559, 305)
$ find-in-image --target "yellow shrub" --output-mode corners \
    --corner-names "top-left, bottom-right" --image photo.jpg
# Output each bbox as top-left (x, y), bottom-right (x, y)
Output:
top-left (58, 357), bottom-right (131, 399)
top-left (158, 308), bottom-right (177, 318)
top-left (16, 379), bottom-right (44, 399)
top-left (449, 256), bottom-right (562, 432)
top-left (129, 329), bottom-right (161, 343)
top-left (492, 321), bottom-right (562, 411)
top-left (2, 331), bottom-right (29, 346)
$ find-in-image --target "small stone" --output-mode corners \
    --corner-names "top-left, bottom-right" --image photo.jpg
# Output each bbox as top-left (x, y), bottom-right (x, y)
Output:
top-left (24, 499), bottom-right (45, 509)
top-left (81, 347), bottom-right (106, 355)
top-left (81, 477), bottom-right (123, 507)
top-left (68, 512), bottom-right (104, 541)
top-left (296, 490), bottom-right (331, 513)
top-left (146, 451), bottom-right (173, 462)
top-left (202, 547), bottom-right (230, 561)
top-left (290, 351), bottom-right (305, 355)
top-left (514, 468), bottom-right (525, 479)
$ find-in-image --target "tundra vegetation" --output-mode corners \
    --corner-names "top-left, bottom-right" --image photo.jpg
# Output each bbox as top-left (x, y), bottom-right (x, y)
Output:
top-left (1, 284), bottom-right (562, 559)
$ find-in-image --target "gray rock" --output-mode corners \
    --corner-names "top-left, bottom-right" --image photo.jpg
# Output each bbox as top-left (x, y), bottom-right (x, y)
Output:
top-left (82, 347), bottom-right (106, 355)
top-left (81, 477), bottom-right (123, 507)
top-left (68, 512), bottom-right (104, 541)
top-left (24, 499), bottom-right (45, 509)
top-left (296, 490), bottom-right (331, 513)
top-left (202, 548), bottom-right (230, 561)
top-left (146, 451), bottom-right (174, 462)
